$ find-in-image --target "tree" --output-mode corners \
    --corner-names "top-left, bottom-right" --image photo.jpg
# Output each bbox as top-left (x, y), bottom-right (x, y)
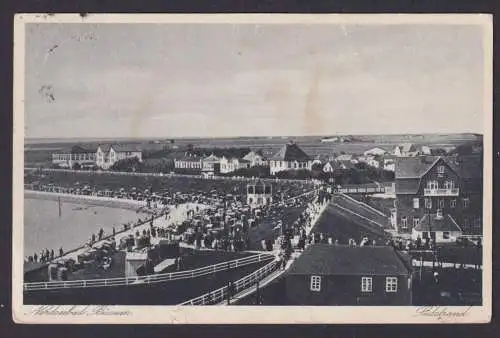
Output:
top-left (431, 148), bottom-right (448, 156)
top-left (110, 157), bottom-right (144, 172)
top-left (72, 162), bottom-right (81, 170)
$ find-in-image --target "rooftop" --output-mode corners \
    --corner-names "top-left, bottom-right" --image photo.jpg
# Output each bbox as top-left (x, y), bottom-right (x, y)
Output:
top-left (270, 142), bottom-right (310, 161)
top-left (414, 214), bottom-right (462, 232)
top-left (287, 244), bottom-right (411, 276)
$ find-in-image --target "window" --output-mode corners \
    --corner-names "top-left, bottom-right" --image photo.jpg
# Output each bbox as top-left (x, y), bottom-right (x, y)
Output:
top-left (443, 232), bottom-right (450, 239)
top-left (425, 198), bottom-right (432, 209)
top-left (386, 277), bottom-right (398, 292)
top-left (439, 199), bottom-right (444, 209)
top-left (361, 277), bottom-right (373, 292)
top-left (436, 209), bottom-right (443, 218)
top-left (463, 198), bottom-right (469, 208)
top-left (427, 180), bottom-right (438, 190)
top-left (451, 199), bottom-right (456, 208)
top-left (438, 165), bottom-right (445, 174)
top-left (463, 218), bottom-right (469, 228)
top-left (413, 198), bottom-right (419, 209)
top-left (401, 217), bottom-right (408, 228)
top-left (412, 217), bottom-right (419, 227)
top-left (444, 180), bottom-right (455, 189)
top-left (310, 276), bottom-right (321, 292)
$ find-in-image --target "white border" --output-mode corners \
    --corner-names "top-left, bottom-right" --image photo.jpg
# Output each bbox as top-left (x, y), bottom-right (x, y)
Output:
top-left (12, 13), bottom-right (493, 324)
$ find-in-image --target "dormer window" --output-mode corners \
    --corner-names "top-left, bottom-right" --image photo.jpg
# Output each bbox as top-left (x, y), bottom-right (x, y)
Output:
top-left (427, 180), bottom-right (438, 190)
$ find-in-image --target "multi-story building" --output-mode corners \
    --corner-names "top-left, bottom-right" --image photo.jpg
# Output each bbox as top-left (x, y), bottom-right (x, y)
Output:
top-left (173, 154), bottom-right (203, 172)
top-left (269, 141), bottom-right (312, 175)
top-left (51, 145), bottom-right (97, 169)
top-left (242, 150), bottom-right (268, 167)
top-left (219, 157), bottom-right (251, 174)
top-left (393, 155), bottom-right (482, 240)
top-left (96, 145), bottom-right (143, 169)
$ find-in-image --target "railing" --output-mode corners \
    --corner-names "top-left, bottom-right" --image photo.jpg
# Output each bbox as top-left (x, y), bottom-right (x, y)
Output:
top-left (424, 188), bottom-right (459, 196)
top-left (24, 253), bottom-right (274, 292)
top-left (179, 259), bottom-right (280, 306)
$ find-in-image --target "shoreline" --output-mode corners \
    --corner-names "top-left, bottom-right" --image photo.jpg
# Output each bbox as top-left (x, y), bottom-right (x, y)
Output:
top-left (24, 190), bottom-right (149, 212)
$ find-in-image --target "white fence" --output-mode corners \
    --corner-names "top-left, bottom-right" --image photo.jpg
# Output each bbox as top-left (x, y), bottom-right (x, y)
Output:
top-left (180, 259), bottom-right (279, 305)
top-left (24, 253), bottom-right (273, 292)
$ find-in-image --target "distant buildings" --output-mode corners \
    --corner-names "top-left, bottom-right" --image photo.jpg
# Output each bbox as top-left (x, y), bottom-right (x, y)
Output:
top-left (269, 141), bottom-right (312, 175)
top-left (392, 143), bottom-right (419, 157)
top-left (242, 150), bottom-right (267, 167)
top-left (285, 244), bottom-right (413, 305)
top-left (52, 145), bottom-right (142, 170)
top-left (393, 155), bottom-right (482, 239)
top-left (52, 145), bottom-right (97, 169)
top-left (173, 154), bottom-right (203, 172)
top-left (96, 145), bottom-right (143, 170)
top-left (364, 147), bottom-right (388, 157)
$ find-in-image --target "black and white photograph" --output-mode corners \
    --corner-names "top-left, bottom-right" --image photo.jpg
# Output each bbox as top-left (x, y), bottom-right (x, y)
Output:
top-left (13, 14), bottom-right (492, 324)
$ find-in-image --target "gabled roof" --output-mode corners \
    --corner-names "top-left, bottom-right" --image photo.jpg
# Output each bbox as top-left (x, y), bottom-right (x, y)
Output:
top-left (71, 145), bottom-right (97, 154)
top-left (287, 244), bottom-right (411, 276)
top-left (395, 143), bottom-right (416, 153)
top-left (203, 154), bottom-right (220, 161)
top-left (395, 156), bottom-right (442, 178)
top-left (414, 214), bottom-right (462, 232)
top-left (243, 150), bottom-right (265, 161)
top-left (270, 142), bottom-right (310, 161)
top-left (97, 144), bottom-right (141, 153)
top-left (111, 145), bottom-right (142, 153)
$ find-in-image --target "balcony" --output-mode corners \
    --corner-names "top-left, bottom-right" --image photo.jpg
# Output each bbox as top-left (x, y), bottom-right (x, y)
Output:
top-left (424, 188), bottom-right (459, 196)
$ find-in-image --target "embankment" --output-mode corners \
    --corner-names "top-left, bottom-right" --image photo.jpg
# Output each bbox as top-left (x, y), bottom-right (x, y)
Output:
top-left (24, 190), bottom-right (148, 212)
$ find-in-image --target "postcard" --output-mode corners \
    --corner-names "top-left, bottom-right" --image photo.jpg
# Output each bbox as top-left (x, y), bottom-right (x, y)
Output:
top-left (12, 13), bottom-right (492, 324)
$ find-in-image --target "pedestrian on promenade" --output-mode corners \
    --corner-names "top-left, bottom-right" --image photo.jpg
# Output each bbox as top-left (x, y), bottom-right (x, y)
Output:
top-left (50, 249), bottom-right (54, 261)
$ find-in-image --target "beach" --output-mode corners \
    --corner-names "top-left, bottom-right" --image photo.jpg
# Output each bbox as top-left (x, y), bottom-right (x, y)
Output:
top-left (24, 190), bottom-right (151, 258)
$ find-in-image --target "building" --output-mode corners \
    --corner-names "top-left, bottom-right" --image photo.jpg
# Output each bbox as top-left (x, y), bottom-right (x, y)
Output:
top-left (242, 150), bottom-right (268, 167)
top-left (364, 147), bottom-right (388, 157)
top-left (269, 141), bottom-right (312, 175)
top-left (411, 214), bottom-right (463, 243)
top-left (52, 145), bottom-right (97, 169)
top-left (173, 154), bottom-right (203, 172)
top-left (246, 181), bottom-right (272, 207)
top-left (201, 154), bottom-right (221, 173)
top-left (419, 145), bottom-right (432, 155)
top-left (322, 161), bottom-right (338, 173)
top-left (96, 145), bottom-right (142, 169)
top-left (285, 244), bottom-right (413, 305)
top-left (383, 157), bottom-right (396, 172)
top-left (392, 143), bottom-right (418, 157)
top-left (220, 157), bottom-right (251, 174)
top-left (393, 155), bottom-right (482, 236)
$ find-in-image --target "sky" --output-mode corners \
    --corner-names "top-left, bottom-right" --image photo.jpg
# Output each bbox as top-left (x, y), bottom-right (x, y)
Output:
top-left (24, 22), bottom-right (486, 139)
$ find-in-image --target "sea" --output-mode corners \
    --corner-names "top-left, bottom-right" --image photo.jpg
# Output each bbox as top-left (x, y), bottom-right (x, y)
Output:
top-left (24, 197), bottom-right (144, 258)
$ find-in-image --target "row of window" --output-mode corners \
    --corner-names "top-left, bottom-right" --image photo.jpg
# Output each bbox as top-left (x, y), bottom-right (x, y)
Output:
top-left (270, 161), bottom-right (310, 169)
top-left (175, 161), bottom-right (202, 169)
top-left (310, 276), bottom-right (399, 293)
top-left (53, 154), bottom-right (96, 161)
top-left (413, 197), bottom-right (469, 209)
top-left (426, 180), bottom-right (455, 190)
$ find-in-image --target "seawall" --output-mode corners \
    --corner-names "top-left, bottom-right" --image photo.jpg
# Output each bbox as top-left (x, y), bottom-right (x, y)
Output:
top-left (24, 190), bottom-right (147, 212)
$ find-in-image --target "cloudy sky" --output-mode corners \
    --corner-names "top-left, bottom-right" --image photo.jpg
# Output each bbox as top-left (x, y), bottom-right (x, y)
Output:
top-left (24, 23), bottom-right (485, 139)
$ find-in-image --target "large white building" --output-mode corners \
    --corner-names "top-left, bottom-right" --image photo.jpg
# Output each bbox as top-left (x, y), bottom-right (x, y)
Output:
top-left (96, 145), bottom-right (143, 169)
top-left (269, 141), bottom-right (312, 175)
top-left (52, 144), bottom-right (142, 170)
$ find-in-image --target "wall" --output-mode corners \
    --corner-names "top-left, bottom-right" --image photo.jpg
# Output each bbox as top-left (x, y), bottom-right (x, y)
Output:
top-left (285, 274), bottom-right (411, 306)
